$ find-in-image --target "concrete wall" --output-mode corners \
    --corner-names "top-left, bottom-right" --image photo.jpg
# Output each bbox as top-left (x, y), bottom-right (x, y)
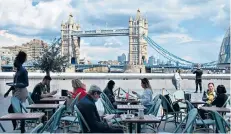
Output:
top-left (0, 73), bottom-right (230, 95)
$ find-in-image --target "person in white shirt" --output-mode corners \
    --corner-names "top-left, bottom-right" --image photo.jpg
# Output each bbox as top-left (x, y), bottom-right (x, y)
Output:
top-left (132, 78), bottom-right (153, 113)
top-left (172, 69), bottom-right (182, 90)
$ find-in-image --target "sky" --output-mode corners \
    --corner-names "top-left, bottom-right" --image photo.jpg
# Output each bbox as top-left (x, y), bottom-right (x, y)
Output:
top-left (0, 0), bottom-right (230, 63)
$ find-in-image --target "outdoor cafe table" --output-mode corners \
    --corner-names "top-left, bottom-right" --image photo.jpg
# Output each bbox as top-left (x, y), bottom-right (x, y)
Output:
top-left (120, 114), bottom-right (161, 133)
top-left (40, 96), bottom-right (66, 104)
top-left (26, 104), bottom-right (60, 113)
top-left (117, 105), bottom-right (146, 110)
top-left (199, 106), bottom-right (231, 113)
top-left (0, 113), bottom-right (45, 133)
top-left (190, 101), bottom-right (207, 108)
top-left (115, 98), bottom-right (140, 104)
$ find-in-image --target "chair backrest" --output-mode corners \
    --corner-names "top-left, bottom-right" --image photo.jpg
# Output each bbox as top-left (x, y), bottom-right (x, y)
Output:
top-left (159, 95), bottom-right (175, 113)
top-left (185, 100), bottom-right (194, 113)
top-left (67, 92), bottom-right (81, 112)
top-left (27, 92), bottom-right (34, 105)
top-left (174, 108), bottom-right (198, 133)
top-left (100, 92), bottom-right (115, 110)
top-left (11, 97), bottom-right (28, 113)
top-left (210, 110), bottom-right (230, 133)
top-left (39, 105), bottom-right (65, 133)
top-left (222, 96), bottom-right (230, 107)
top-left (100, 98), bottom-right (113, 114)
top-left (152, 99), bottom-right (162, 116)
top-left (74, 105), bottom-right (91, 133)
top-left (146, 96), bottom-right (161, 115)
top-left (30, 123), bottom-right (43, 133)
top-left (0, 123), bottom-right (5, 132)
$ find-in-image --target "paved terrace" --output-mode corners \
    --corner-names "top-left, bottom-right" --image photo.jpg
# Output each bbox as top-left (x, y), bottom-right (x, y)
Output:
top-left (0, 73), bottom-right (230, 133)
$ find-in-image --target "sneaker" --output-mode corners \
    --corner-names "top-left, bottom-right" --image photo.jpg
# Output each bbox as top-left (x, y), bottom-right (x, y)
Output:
top-left (194, 91), bottom-right (198, 93)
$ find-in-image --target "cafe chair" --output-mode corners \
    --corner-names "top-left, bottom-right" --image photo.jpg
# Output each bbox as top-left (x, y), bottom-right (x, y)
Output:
top-left (173, 108), bottom-right (198, 133)
top-left (60, 93), bottom-right (81, 132)
top-left (39, 105), bottom-right (65, 133)
top-left (74, 105), bottom-right (91, 133)
top-left (30, 123), bottom-right (43, 133)
top-left (210, 110), bottom-right (230, 133)
top-left (185, 100), bottom-right (215, 132)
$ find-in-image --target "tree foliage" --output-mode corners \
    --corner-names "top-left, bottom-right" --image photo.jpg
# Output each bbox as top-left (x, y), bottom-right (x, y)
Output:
top-left (34, 38), bottom-right (69, 76)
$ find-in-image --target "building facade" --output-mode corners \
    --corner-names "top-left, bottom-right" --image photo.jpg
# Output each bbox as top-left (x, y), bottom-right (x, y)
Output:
top-left (128, 9), bottom-right (148, 65)
top-left (3, 39), bottom-right (47, 62)
top-left (148, 56), bottom-right (155, 65)
top-left (118, 53), bottom-right (126, 65)
top-left (61, 14), bottom-right (81, 64)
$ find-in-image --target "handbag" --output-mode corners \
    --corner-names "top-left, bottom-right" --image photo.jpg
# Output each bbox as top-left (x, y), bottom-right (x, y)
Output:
top-left (202, 91), bottom-right (208, 102)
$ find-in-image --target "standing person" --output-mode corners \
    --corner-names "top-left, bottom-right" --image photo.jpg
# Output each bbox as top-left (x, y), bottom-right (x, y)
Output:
top-left (12, 51), bottom-right (29, 133)
top-left (172, 69), bottom-right (182, 90)
top-left (193, 64), bottom-right (203, 93)
top-left (31, 76), bottom-right (57, 103)
top-left (103, 80), bottom-right (116, 108)
top-left (132, 78), bottom-right (153, 113)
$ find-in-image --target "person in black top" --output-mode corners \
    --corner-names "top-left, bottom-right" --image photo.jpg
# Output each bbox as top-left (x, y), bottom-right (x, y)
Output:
top-left (77, 85), bottom-right (123, 133)
top-left (103, 80), bottom-right (116, 108)
top-left (212, 85), bottom-right (228, 107)
top-left (31, 76), bottom-right (57, 103)
top-left (193, 64), bottom-right (203, 93)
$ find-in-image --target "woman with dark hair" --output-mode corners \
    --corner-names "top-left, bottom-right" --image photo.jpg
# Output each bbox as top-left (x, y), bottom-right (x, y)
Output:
top-left (103, 80), bottom-right (116, 108)
top-left (13, 51), bottom-right (29, 102)
top-left (132, 78), bottom-right (153, 112)
top-left (12, 51), bottom-right (28, 132)
top-left (211, 85), bottom-right (228, 107)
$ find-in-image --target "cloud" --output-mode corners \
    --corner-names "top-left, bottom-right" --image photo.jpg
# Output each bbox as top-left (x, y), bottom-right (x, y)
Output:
top-left (0, 0), bottom-right (229, 63)
top-left (0, 30), bottom-right (32, 46)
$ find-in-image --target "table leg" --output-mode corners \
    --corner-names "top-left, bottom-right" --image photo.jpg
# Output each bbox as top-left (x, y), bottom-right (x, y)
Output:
top-left (136, 123), bottom-right (141, 133)
top-left (129, 123), bottom-right (132, 133)
top-left (20, 120), bottom-right (25, 133)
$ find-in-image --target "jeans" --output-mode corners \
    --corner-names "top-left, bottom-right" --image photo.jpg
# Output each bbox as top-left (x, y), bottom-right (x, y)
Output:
top-left (195, 79), bottom-right (202, 92)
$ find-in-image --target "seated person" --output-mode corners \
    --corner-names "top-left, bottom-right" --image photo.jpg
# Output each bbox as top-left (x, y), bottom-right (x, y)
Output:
top-left (202, 83), bottom-right (216, 105)
top-left (77, 85), bottom-right (123, 133)
top-left (199, 84), bottom-right (227, 119)
top-left (103, 80), bottom-right (117, 108)
top-left (68, 79), bottom-right (87, 100)
top-left (132, 78), bottom-right (153, 113)
top-left (211, 85), bottom-right (228, 107)
top-left (31, 76), bottom-right (57, 103)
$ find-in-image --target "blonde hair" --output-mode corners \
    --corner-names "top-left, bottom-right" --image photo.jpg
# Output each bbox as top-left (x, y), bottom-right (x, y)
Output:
top-left (71, 79), bottom-right (82, 89)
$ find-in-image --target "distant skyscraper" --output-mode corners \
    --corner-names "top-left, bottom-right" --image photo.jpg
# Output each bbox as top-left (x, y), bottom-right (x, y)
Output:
top-left (157, 59), bottom-right (160, 65)
top-left (148, 56), bottom-right (155, 65)
top-left (118, 53), bottom-right (126, 65)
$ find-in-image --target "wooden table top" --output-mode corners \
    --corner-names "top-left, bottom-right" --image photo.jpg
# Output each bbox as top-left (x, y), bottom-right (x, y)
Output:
top-left (0, 113), bottom-right (45, 120)
top-left (190, 101), bottom-right (207, 104)
top-left (26, 104), bottom-right (60, 109)
top-left (200, 106), bottom-right (231, 113)
top-left (115, 98), bottom-right (140, 103)
top-left (40, 96), bottom-right (66, 102)
top-left (117, 105), bottom-right (146, 110)
top-left (120, 114), bottom-right (161, 123)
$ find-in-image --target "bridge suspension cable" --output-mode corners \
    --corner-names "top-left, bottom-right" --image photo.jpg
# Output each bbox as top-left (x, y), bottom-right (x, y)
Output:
top-left (143, 35), bottom-right (217, 66)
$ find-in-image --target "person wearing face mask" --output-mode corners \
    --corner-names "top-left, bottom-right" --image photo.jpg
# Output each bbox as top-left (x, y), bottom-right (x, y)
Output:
top-left (77, 85), bottom-right (123, 133)
top-left (31, 76), bottom-right (57, 103)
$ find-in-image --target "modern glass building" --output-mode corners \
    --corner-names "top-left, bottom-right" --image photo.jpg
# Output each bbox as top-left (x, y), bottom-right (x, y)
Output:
top-left (217, 27), bottom-right (230, 68)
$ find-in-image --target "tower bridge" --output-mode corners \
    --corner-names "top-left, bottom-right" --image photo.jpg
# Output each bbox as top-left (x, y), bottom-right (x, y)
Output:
top-left (61, 9), bottom-right (148, 65)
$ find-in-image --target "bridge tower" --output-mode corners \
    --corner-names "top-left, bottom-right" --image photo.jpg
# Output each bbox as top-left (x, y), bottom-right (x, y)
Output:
top-left (128, 9), bottom-right (148, 65)
top-left (61, 13), bottom-right (81, 64)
